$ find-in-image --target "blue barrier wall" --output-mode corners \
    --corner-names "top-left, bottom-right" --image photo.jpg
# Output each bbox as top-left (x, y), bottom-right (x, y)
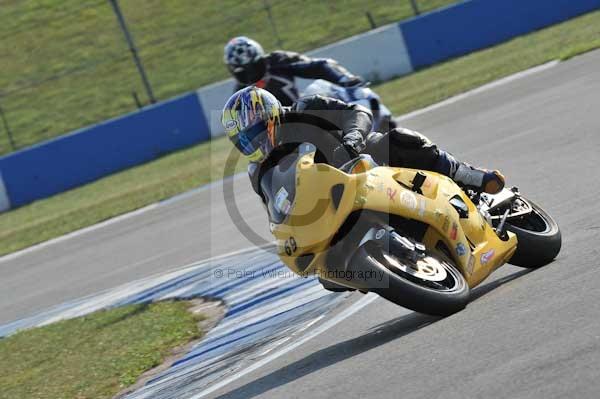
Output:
top-left (0, 92), bottom-right (209, 208)
top-left (401, 0), bottom-right (600, 69)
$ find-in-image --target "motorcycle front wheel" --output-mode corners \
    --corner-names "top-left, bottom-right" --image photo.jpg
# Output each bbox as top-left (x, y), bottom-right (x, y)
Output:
top-left (352, 242), bottom-right (469, 316)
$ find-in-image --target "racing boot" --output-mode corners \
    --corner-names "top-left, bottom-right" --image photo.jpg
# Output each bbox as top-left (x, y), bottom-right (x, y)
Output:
top-left (453, 163), bottom-right (505, 194)
top-left (436, 151), bottom-right (505, 194)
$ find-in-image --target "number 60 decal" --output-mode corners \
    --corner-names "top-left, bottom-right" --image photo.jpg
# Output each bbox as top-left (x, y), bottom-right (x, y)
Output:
top-left (284, 237), bottom-right (297, 256)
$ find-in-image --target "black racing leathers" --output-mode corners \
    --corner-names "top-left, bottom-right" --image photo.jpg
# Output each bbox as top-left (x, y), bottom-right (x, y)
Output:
top-left (234, 51), bottom-right (361, 106)
top-left (247, 94), bottom-right (447, 205)
top-left (248, 95), bottom-right (372, 200)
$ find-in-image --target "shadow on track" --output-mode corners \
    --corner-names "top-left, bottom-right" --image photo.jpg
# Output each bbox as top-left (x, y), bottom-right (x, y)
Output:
top-left (214, 310), bottom-right (439, 399)
top-left (470, 268), bottom-right (533, 302)
top-left (214, 268), bottom-right (533, 399)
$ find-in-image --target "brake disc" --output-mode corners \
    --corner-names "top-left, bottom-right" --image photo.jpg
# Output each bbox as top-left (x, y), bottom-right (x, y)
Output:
top-left (383, 253), bottom-right (448, 282)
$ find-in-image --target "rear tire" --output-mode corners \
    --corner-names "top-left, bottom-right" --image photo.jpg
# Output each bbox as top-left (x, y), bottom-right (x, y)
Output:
top-left (503, 199), bottom-right (561, 268)
top-left (353, 243), bottom-right (469, 316)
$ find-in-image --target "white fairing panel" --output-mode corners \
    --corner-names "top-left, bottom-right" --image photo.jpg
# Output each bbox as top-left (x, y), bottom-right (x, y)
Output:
top-left (0, 171), bottom-right (11, 212)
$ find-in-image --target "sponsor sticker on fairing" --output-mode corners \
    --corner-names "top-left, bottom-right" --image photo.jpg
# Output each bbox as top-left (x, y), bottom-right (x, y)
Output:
top-left (418, 199), bottom-right (426, 217)
top-left (480, 249), bottom-right (495, 265)
top-left (450, 222), bottom-right (458, 240)
top-left (400, 191), bottom-right (418, 210)
top-left (387, 187), bottom-right (397, 201)
top-left (467, 255), bottom-right (475, 275)
top-left (442, 215), bottom-right (450, 232)
top-left (274, 187), bottom-right (291, 215)
top-left (456, 242), bottom-right (467, 257)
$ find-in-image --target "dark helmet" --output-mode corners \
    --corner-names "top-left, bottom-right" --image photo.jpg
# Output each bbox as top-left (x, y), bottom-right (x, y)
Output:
top-left (224, 36), bottom-right (267, 84)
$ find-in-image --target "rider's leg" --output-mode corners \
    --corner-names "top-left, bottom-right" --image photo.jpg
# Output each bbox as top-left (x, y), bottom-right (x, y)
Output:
top-left (365, 128), bottom-right (505, 194)
top-left (435, 150), bottom-right (505, 194)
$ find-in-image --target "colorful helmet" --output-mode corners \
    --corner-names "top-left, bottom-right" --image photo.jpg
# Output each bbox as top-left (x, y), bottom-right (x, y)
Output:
top-left (222, 86), bottom-right (282, 163)
top-left (224, 37), bottom-right (266, 84)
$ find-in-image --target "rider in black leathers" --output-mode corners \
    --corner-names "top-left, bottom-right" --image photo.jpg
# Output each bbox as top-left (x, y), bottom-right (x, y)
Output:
top-left (224, 36), bottom-right (363, 106)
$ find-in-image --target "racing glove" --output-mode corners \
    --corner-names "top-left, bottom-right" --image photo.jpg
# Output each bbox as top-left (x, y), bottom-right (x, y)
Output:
top-left (332, 141), bottom-right (360, 167)
top-left (337, 75), bottom-right (365, 88)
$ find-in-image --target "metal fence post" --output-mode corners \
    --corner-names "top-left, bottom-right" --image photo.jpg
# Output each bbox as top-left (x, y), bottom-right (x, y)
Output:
top-left (0, 102), bottom-right (16, 151)
top-left (108, 0), bottom-right (156, 104)
top-left (409, 0), bottom-right (421, 16)
top-left (366, 11), bottom-right (377, 29)
top-left (132, 91), bottom-right (143, 109)
top-left (263, 0), bottom-right (283, 47)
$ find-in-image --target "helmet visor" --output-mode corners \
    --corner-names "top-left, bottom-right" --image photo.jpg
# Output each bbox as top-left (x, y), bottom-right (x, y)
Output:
top-left (231, 120), bottom-right (274, 162)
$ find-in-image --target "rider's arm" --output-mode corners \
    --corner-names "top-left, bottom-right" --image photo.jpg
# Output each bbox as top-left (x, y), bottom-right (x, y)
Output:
top-left (268, 51), bottom-right (362, 87)
top-left (292, 94), bottom-right (372, 155)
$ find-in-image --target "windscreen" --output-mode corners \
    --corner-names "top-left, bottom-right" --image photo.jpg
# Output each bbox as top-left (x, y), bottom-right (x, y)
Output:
top-left (259, 143), bottom-right (315, 224)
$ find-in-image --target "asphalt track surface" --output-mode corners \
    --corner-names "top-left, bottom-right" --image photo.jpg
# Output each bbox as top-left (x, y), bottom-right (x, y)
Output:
top-left (2, 49), bottom-right (600, 398)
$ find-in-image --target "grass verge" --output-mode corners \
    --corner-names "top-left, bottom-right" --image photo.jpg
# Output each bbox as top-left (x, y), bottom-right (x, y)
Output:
top-left (0, 301), bottom-right (203, 399)
top-left (1, 9), bottom-right (600, 257)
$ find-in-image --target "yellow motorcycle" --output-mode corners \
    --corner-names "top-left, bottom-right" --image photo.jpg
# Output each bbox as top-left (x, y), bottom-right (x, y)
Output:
top-left (262, 143), bottom-right (561, 316)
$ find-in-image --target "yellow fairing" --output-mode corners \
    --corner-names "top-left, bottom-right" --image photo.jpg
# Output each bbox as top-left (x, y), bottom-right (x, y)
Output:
top-left (271, 151), bottom-right (517, 288)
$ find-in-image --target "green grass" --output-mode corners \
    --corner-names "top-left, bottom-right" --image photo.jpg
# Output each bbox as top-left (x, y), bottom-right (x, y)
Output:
top-left (2, 9), bottom-right (600, 257)
top-left (0, 301), bottom-right (203, 399)
top-left (0, 0), bottom-right (455, 154)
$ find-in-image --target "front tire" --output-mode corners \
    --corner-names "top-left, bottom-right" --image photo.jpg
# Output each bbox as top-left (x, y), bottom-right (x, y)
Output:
top-left (352, 243), bottom-right (470, 316)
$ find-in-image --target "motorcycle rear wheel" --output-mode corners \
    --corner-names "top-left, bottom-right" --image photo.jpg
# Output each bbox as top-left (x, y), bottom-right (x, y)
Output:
top-left (495, 198), bottom-right (561, 268)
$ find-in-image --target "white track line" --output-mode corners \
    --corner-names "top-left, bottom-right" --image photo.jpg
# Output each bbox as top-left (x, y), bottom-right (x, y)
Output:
top-left (188, 293), bottom-right (380, 399)
top-left (396, 61), bottom-right (559, 122)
